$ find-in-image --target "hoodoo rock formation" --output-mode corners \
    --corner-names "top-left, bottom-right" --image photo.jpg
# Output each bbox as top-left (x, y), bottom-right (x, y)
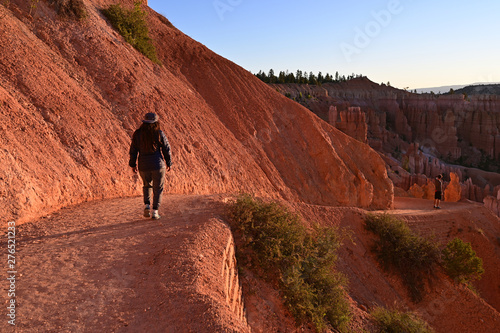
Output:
top-left (329, 106), bottom-right (368, 143)
top-left (272, 78), bottom-right (500, 216)
top-left (444, 172), bottom-right (462, 202)
top-left (273, 79), bottom-right (500, 161)
top-left (0, 0), bottom-right (393, 224)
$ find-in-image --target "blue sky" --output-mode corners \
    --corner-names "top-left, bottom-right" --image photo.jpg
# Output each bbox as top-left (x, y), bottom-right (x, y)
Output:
top-left (148, 0), bottom-right (500, 90)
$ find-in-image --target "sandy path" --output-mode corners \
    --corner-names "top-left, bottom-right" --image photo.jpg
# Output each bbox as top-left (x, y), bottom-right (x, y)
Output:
top-left (376, 197), bottom-right (483, 215)
top-left (2, 195), bottom-right (248, 333)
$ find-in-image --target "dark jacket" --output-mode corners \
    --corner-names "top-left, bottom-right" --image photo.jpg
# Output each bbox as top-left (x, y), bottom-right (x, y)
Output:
top-left (129, 129), bottom-right (172, 171)
top-left (434, 178), bottom-right (443, 192)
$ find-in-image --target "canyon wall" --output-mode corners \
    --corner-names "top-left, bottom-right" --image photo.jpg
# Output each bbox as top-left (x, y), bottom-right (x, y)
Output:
top-left (274, 79), bottom-right (500, 161)
top-left (272, 79), bottom-right (500, 209)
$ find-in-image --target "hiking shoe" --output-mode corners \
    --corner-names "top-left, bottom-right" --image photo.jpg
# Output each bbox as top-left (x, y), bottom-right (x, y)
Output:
top-left (144, 205), bottom-right (150, 218)
top-left (151, 210), bottom-right (160, 220)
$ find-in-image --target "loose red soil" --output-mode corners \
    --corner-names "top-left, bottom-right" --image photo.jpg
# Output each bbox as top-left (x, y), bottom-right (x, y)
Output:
top-left (8, 195), bottom-right (249, 332)
top-left (3, 195), bottom-right (498, 332)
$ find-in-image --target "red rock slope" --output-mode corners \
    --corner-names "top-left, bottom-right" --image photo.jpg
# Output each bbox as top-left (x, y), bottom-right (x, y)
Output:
top-left (0, 0), bottom-right (392, 224)
top-left (293, 197), bottom-right (500, 333)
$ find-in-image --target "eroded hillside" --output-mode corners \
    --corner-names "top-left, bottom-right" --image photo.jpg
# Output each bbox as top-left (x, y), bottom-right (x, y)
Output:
top-left (0, 0), bottom-right (392, 225)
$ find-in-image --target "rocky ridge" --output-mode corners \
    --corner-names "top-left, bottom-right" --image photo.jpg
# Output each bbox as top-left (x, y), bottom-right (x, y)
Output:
top-left (454, 84), bottom-right (500, 96)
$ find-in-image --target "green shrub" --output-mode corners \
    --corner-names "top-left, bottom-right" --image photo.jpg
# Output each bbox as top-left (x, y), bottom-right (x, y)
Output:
top-left (364, 214), bottom-right (441, 302)
top-left (49, 0), bottom-right (88, 20)
top-left (442, 238), bottom-right (484, 284)
top-left (227, 194), bottom-right (351, 332)
top-left (101, 2), bottom-right (160, 64)
top-left (371, 307), bottom-right (434, 333)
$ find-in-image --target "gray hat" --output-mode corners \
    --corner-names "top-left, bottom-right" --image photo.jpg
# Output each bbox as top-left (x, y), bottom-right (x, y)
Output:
top-left (143, 112), bottom-right (159, 123)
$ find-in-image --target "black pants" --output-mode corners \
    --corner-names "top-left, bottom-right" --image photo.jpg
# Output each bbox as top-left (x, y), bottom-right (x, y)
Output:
top-left (139, 168), bottom-right (166, 210)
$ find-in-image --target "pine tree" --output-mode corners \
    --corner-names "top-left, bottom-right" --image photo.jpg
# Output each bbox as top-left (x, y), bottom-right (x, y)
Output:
top-left (261, 71), bottom-right (268, 83)
top-left (317, 71), bottom-right (324, 83)
top-left (308, 71), bottom-right (316, 85)
top-left (278, 71), bottom-right (286, 84)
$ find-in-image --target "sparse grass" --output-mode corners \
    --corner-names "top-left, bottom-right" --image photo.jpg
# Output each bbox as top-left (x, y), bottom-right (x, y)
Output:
top-left (371, 307), bottom-right (434, 333)
top-left (29, 0), bottom-right (39, 15)
top-left (101, 2), bottom-right (160, 64)
top-left (48, 0), bottom-right (88, 20)
top-left (442, 238), bottom-right (484, 284)
top-left (227, 194), bottom-right (351, 332)
top-left (364, 214), bottom-right (441, 302)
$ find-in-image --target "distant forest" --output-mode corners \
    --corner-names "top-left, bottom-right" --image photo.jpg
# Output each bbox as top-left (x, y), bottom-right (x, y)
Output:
top-left (254, 69), bottom-right (365, 85)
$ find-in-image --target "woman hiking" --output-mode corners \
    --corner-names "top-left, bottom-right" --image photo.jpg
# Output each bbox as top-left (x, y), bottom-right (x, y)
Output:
top-left (129, 112), bottom-right (172, 219)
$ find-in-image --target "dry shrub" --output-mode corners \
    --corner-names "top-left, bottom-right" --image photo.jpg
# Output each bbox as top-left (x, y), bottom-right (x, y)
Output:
top-left (227, 194), bottom-right (351, 332)
top-left (442, 237), bottom-right (484, 284)
top-left (48, 0), bottom-right (87, 20)
top-left (101, 2), bottom-right (160, 64)
top-left (371, 307), bottom-right (434, 333)
top-left (364, 214), bottom-right (441, 302)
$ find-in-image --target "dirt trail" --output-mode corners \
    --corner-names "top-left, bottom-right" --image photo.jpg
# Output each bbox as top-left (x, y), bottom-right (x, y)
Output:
top-left (2, 196), bottom-right (500, 332)
top-left (4, 195), bottom-right (249, 333)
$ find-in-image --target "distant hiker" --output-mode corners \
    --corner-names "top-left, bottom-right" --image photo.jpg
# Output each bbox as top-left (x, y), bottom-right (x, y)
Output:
top-left (434, 174), bottom-right (443, 209)
top-left (129, 112), bottom-right (172, 220)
